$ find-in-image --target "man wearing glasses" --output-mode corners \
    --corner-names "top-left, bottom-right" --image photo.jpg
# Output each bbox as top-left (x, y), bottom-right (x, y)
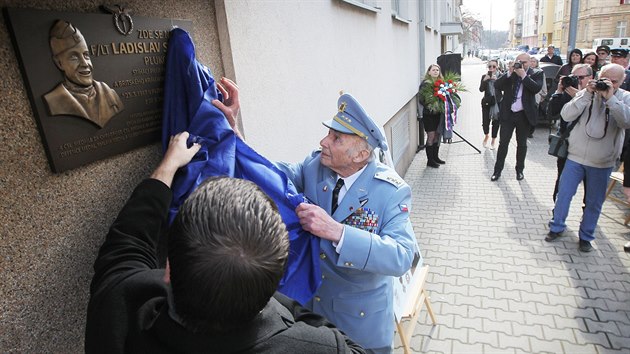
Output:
top-left (491, 52), bottom-right (544, 181)
top-left (547, 64), bottom-right (630, 252)
top-left (610, 48), bottom-right (630, 90)
top-left (547, 64), bottom-right (593, 202)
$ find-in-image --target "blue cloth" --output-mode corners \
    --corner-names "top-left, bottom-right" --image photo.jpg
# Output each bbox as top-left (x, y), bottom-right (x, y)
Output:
top-left (549, 159), bottom-right (612, 241)
top-left (162, 28), bottom-right (320, 304)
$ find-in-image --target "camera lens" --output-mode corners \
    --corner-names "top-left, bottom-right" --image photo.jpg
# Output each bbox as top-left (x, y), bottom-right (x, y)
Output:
top-left (513, 62), bottom-right (522, 69)
top-left (595, 80), bottom-right (609, 91)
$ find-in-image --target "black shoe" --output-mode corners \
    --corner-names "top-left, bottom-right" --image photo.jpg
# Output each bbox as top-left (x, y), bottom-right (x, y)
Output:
top-left (434, 146), bottom-right (446, 164)
top-left (528, 133), bottom-right (534, 138)
top-left (490, 174), bottom-right (500, 181)
top-left (435, 157), bottom-right (446, 164)
top-left (624, 242), bottom-right (630, 253)
top-left (516, 172), bottom-right (524, 181)
top-left (579, 239), bottom-right (593, 252)
top-left (427, 160), bottom-right (440, 168)
top-left (545, 231), bottom-right (564, 242)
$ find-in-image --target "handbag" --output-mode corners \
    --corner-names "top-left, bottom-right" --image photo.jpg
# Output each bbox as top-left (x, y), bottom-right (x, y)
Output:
top-left (548, 119), bottom-right (579, 159)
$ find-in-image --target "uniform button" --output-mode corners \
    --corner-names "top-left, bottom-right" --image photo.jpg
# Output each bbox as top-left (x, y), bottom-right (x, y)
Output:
top-left (360, 311), bottom-right (365, 317)
top-left (320, 253), bottom-right (327, 260)
top-left (321, 274), bottom-right (326, 279)
top-left (314, 296), bottom-right (321, 302)
top-left (344, 261), bottom-right (353, 267)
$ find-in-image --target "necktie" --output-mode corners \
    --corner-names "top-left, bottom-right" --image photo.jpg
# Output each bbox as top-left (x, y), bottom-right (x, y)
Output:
top-left (331, 178), bottom-right (344, 214)
top-left (512, 77), bottom-right (522, 104)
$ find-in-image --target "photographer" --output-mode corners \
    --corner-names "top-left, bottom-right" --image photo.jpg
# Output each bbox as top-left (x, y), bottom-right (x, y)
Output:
top-left (547, 64), bottom-right (630, 253)
top-left (479, 59), bottom-right (502, 149)
top-left (490, 53), bottom-right (544, 181)
top-left (548, 64), bottom-right (593, 202)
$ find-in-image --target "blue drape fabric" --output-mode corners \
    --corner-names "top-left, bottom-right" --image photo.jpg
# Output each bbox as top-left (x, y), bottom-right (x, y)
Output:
top-left (161, 28), bottom-right (320, 304)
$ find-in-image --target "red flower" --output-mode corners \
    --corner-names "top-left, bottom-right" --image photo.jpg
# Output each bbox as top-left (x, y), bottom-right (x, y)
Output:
top-left (448, 80), bottom-right (453, 84)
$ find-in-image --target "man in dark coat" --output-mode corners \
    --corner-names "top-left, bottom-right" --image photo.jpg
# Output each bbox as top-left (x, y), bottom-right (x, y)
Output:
top-left (540, 45), bottom-right (563, 66)
top-left (491, 52), bottom-right (544, 181)
top-left (85, 132), bottom-right (365, 354)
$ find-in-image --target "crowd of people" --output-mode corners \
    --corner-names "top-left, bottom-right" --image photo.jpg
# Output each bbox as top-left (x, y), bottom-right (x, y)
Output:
top-left (418, 45), bottom-right (630, 254)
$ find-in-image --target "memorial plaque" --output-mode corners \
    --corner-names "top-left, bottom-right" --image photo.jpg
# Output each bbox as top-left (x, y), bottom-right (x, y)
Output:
top-left (5, 7), bottom-right (193, 172)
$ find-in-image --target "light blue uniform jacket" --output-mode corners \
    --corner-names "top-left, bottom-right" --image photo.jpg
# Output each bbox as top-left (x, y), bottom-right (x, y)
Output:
top-left (276, 150), bottom-right (418, 349)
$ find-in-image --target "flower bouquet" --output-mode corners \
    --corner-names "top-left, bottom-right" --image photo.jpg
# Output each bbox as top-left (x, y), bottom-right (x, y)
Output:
top-left (420, 71), bottom-right (466, 132)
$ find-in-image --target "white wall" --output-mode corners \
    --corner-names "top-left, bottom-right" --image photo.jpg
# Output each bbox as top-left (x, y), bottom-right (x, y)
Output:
top-left (218, 0), bottom-right (420, 162)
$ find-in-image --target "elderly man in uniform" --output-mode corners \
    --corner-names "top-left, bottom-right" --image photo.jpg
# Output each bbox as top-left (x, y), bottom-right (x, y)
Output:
top-left (44, 20), bottom-right (123, 128)
top-left (213, 79), bottom-right (417, 354)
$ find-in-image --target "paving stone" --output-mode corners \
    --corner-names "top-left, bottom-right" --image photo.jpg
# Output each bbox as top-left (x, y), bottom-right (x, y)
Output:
top-left (497, 332), bottom-right (531, 351)
top-left (607, 333), bottom-right (630, 351)
top-left (573, 329), bottom-right (611, 347)
top-left (511, 323), bottom-right (544, 339)
top-left (452, 340), bottom-right (484, 353)
top-left (561, 341), bottom-right (599, 353)
top-left (529, 337), bottom-right (564, 354)
top-left (584, 318), bottom-right (622, 336)
top-left (553, 315), bottom-right (587, 331)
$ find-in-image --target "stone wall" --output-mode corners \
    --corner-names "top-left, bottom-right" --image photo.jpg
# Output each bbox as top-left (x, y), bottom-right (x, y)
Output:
top-left (0, 1), bottom-right (223, 351)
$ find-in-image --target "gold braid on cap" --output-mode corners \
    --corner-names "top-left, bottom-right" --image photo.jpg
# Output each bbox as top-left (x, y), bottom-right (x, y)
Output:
top-left (333, 116), bottom-right (367, 140)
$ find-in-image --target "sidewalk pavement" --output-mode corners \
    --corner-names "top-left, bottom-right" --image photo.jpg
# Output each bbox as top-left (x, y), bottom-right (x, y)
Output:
top-left (393, 57), bottom-right (630, 353)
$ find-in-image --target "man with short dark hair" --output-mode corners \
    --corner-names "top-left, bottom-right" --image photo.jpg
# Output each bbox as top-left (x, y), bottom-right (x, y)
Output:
top-left (85, 132), bottom-right (365, 353)
top-left (540, 45), bottom-right (563, 65)
top-left (547, 64), bottom-right (630, 252)
top-left (491, 52), bottom-right (544, 181)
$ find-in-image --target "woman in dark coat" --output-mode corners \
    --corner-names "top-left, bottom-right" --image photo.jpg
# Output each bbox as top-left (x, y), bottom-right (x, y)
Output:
top-left (556, 48), bottom-right (583, 79)
top-left (479, 59), bottom-right (502, 149)
top-left (418, 64), bottom-right (445, 168)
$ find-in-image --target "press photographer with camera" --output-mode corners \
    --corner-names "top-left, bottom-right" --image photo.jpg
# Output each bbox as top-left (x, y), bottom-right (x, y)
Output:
top-left (547, 63), bottom-right (630, 253)
top-left (490, 53), bottom-right (544, 181)
top-left (548, 64), bottom-right (593, 202)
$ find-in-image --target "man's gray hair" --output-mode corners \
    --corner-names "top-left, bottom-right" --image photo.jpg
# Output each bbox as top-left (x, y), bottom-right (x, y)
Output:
top-left (571, 63), bottom-right (593, 77)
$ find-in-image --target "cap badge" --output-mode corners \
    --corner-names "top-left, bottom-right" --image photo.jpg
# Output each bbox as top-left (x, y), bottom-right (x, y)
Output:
top-left (338, 101), bottom-right (347, 113)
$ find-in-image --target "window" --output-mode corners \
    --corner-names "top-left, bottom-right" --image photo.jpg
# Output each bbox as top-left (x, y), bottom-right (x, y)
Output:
top-left (621, 0), bottom-right (630, 4)
top-left (340, 0), bottom-right (381, 12)
top-left (391, 0), bottom-right (411, 23)
top-left (555, 0), bottom-right (564, 21)
top-left (617, 21), bottom-right (627, 37)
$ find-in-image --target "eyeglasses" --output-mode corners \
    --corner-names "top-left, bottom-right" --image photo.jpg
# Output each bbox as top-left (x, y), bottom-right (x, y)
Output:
top-left (488, 65), bottom-right (496, 68)
top-left (576, 75), bottom-right (589, 80)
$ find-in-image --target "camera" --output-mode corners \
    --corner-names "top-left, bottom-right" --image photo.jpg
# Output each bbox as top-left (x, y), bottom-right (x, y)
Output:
top-left (513, 62), bottom-right (522, 69)
top-left (595, 80), bottom-right (609, 91)
top-left (561, 75), bottom-right (579, 89)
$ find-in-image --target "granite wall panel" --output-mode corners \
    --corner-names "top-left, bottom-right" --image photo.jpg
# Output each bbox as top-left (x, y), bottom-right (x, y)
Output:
top-left (0, 1), bottom-right (223, 351)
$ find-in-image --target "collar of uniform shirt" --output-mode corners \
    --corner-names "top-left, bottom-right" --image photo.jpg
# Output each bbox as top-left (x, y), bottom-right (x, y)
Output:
top-left (336, 163), bottom-right (368, 204)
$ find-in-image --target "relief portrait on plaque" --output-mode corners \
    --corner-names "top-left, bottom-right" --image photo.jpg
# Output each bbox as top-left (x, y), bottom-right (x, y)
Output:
top-left (5, 7), bottom-right (193, 173)
top-left (44, 20), bottom-right (124, 128)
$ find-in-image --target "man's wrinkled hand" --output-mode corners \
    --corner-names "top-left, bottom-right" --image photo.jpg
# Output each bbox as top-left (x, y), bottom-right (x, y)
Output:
top-left (295, 203), bottom-right (343, 242)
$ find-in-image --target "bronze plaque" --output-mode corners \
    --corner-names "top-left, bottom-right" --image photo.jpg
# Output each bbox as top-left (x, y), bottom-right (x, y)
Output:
top-left (5, 7), bottom-right (193, 172)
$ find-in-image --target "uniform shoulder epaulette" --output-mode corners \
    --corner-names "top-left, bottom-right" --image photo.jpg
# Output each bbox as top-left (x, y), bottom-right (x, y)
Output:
top-left (374, 170), bottom-right (405, 188)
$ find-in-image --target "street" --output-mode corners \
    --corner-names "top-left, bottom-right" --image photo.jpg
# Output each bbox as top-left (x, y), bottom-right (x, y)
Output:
top-left (394, 57), bottom-right (630, 353)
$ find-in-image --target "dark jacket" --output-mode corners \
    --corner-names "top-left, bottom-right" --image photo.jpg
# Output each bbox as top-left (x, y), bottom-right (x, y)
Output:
top-left (548, 92), bottom-right (573, 134)
top-left (85, 179), bottom-right (365, 354)
top-left (494, 67), bottom-right (544, 126)
top-left (540, 54), bottom-right (563, 66)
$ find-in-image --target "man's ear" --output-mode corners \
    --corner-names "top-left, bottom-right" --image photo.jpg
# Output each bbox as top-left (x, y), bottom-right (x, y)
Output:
top-left (163, 259), bottom-right (171, 285)
top-left (352, 148), bottom-right (370, 164)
